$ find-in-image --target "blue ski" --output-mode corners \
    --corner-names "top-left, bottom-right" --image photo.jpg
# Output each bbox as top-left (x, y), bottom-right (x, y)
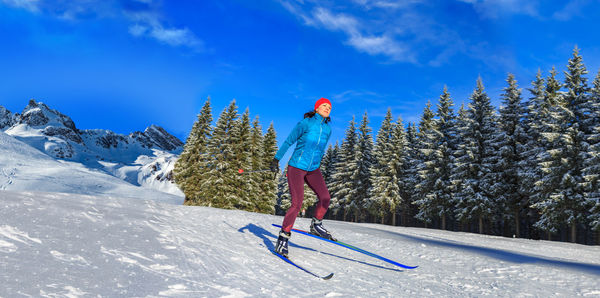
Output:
top-left (272, 250), bottom-right (334, 280)
top-left (273, 224), bottom-right (418, 270)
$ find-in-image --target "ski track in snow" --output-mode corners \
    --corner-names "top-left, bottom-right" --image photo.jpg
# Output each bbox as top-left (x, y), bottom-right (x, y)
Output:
top-left (1, 189), bottom-right (600, 297)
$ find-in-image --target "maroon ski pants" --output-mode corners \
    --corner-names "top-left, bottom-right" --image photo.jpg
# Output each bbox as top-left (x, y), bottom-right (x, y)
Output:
top-left (281, 165), bottom-right (331, 233)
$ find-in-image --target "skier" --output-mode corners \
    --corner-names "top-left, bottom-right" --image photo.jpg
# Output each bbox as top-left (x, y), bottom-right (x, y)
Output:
top-left (270, 97), bottom-right (336, 257)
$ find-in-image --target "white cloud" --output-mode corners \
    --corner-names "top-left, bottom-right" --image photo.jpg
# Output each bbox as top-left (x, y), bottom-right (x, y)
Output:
top-left (277, 0), bottom-right (524, 68)
top-left (289, 6), bottom-right (415, 62)
top-left (352, 0), bottom-right (423, 10)
top-left (128, 24), bottom-right (148, 36)
top-left (348, 35), bottom-right (414, 63)
top-left (553, 0), bottom-right (590, 21)
top-left (1, 0), bottom-right (204, 51)
top-left (1, 0), bottom-right (40, 12)
top-left (312, 7), bottom-right (360, 34)
top-left (459, 0), bottom-right (540, 19)
top-left (150, 26), bottom-right (203, 48)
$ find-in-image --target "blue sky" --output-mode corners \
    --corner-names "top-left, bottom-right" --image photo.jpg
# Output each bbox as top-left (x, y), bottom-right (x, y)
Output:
top-left (1, 0), bottom-right (600, 147)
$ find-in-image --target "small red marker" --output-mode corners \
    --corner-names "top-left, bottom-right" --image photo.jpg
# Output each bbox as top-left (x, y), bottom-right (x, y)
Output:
top-left (238, 169), bottom-right (244, 174)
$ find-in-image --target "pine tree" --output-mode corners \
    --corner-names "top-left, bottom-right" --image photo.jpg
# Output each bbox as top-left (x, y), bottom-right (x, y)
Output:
top-left (258, 122), bottom-right (278, 214)
top-left (414, 89), bottom-right (456, 230)
top-left (321, 143), bottom-right (339, 186)
top-left (585, 70), bottom-right (600, 233)
top-left (322, 142), bottom-right (340, 219)
top-left (454, 78), bottom-right (500, 234)
top-left (519, 70), bottom-right (546, 238)
top-left (533, 67), bottom-right (571, 239)
top-left (276, 167), bottom-right (289, 215)
top-left (497, 74), bottom-right (529, 237)
top-left (277, 166), bottom-right (291, 213)
top-left (451, 104), bottom-right (470, 229)
top-left (391, 117), bottom-right (409, 226)
top-left (349, 112), bottom-right (374, 222)
top-left (414, 102), bottom-right (437, 227)
top-left (230, 108), bottom-right (253, 210)
top-left (534, 49), bottom-right (591, 242)
top-left (368, 109), bottom-right (398, 224)
top-left (401, 122), bottom-right (419, 226)
top-left (202, 100), bottom-right (240, 209)
top-left (174, 98), bottom-right (212, 205)
top-left (331, 117), bottom-right (358, 221)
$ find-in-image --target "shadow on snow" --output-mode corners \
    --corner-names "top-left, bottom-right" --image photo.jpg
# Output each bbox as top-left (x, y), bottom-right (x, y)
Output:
top-left (238, 223), bottom-right (403, 272)
top-left (371, 227), bottom-right (600, 275)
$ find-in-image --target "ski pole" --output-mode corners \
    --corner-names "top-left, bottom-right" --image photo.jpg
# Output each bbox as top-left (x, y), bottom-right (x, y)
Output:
top-left (237, 169), bottom-right (273, 174)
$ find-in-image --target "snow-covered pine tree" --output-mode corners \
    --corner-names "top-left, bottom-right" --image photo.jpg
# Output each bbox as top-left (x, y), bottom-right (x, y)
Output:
top-left (246, 116), bottom-right (264, 212)
top-left (257, 122), bottom-right (278, 214)
top-left (391, 117), bottom-right (409, 226)
top-left (277, 166), bottom-right (291, 213)
top-left (497, 74), bottom-right (529, 237)
top-left (533, 67), bottom-right (571, 239)
top-left (276, 166), bottom-right (289, 215)
top-left (331, 117), bottom-right (358, 221)
top-left (368, 109), bottom-right (398, 224)
top-left (534, 49), bottom-right (591, 243)
top-left (230, 109), bottom-right (253, 210)
top-left (174, 98), bottom-right (212, 205)
top-left (201, 100), bottom-right (239, 209)
top-left (454, 78), bottom-right (500, 234)
top-left (349, 112), bottom-right (374, 222)
top-left (321, 143), bottom-right (339, 186)
top-left (414, 102), bottom-right (436, 227)
top-left (401, 122), bottom-right (419, 226)
top-left (320, 142), bottom-right (339, 219)
top-left (415, 88), bottom-right (457, 230)
top-left (585, 70), bottom-right (600, 236)
top-left (519, 70), bottom-right (546, 238)
top-left (450, 104), bottom-right (470, 230)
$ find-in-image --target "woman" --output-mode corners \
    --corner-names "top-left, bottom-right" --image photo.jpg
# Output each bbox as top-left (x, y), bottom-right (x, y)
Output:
top-left (270, 97), bottom-right (336, 258)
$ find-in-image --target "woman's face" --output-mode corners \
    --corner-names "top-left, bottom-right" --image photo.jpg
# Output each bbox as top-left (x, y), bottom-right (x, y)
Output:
top-left (316, 103), bottom-right (332, 118)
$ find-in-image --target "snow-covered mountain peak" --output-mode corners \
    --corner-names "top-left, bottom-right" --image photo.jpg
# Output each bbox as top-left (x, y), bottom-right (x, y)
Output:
top-left (19, 99), bottom-right (77, 131)
top-left (0, 105), bottom-right (16, 129)
top-left (136, 124), bottom-right (184, 151)
top-left (1, 99), bottom-right (184, 197)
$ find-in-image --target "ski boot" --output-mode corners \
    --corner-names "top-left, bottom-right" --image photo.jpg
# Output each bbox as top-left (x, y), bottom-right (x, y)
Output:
top-left (275, 230), bottom-right (291, 258)
top-left (310, 217), bottom-right (337, 241)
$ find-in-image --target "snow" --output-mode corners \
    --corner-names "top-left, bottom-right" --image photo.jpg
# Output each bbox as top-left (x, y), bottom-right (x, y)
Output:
top-left (1, 189), bottom-right (599, 297)
top-left (0, 131), bottom-right (182, 204)
top-left (1, 101), bottom-right (184, 197)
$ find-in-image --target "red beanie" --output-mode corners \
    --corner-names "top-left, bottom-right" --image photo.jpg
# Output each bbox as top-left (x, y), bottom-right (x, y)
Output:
top-left (314, 97), bottom-right (332, 110)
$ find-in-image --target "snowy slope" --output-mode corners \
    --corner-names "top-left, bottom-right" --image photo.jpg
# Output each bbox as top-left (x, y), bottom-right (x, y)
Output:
top-left (1, 190), bottom-right (599, 297)
top-left (0, 131), bottom-right (182, 204)
top-left (1, 100), bottom-right (183, 197)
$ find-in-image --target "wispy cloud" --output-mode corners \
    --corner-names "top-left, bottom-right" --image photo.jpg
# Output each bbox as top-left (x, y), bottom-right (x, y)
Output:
top-left (552, 0), bottom-right (591, 21)
top-left (277, 0), bottom-right (526, 68)
top-left (1, 0), bottom-right (40, 12)
top-left (124, 4), bottom-right (204, 51)
top-left (332, 89), bottom-right (386, 104)
top-left (1, 0), bottom-right (204, 51)
top-left (280, 2), bottom-right (416, 63)
top-left (457, 0), bottom-right (540, 19)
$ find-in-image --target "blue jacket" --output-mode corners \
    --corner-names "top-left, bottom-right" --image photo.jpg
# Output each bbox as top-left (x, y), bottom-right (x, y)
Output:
top-left (275, 113), bottom-right (331, 172)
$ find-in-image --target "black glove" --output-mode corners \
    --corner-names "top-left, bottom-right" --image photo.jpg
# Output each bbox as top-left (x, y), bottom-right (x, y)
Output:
top-left (270, 158), bottom-right (279, 173)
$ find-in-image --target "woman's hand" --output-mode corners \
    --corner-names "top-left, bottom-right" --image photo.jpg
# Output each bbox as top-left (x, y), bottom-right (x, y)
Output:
top-left (270, 158), bottom-right (279, 173)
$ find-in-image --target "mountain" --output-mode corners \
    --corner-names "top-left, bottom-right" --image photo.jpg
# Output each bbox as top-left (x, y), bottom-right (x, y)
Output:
top-left (0, 99), bottom-right (184, 199)
top-left (1, 189), bottom-right (599, 296)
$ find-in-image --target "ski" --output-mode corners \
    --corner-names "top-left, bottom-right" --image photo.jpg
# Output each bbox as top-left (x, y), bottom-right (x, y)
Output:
top-left (272, 224), bottom-right (418, 270)
top-left (272, 250), bottom-right (334, 280)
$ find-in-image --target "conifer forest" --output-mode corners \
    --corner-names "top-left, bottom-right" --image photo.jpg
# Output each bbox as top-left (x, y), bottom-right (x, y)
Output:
top-left (174, 47), bottom-right (600, 245)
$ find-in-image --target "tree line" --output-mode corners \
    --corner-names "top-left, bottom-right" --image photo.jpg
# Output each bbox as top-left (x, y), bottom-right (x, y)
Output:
top-left (174, 46), bottom-right (600, 245)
